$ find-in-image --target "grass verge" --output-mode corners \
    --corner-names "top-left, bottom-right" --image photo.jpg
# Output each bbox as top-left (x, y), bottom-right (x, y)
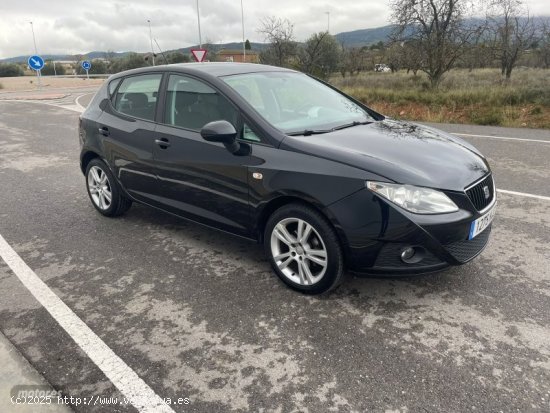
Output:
top-left (331, 68), bottom-right (550, 129)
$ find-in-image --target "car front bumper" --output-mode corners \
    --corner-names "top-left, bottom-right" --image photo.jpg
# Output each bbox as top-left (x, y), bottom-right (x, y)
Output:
top-left (326, 186), bottom-right (495, 274)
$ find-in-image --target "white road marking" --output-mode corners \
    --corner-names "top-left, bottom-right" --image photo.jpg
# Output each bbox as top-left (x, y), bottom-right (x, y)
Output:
top-left (497, 189), bottom-right (550, 201)
top-left (453, 133), bottom-right (550, 144)
top-left (75, 93), bottom-right (92, 112)
top-left (0, 99), bottom-right (83, 113)
top-left (0, 234), bottom-right (176, 413)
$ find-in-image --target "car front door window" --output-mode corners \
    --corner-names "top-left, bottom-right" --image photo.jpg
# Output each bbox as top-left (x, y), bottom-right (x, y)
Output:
top-left (164, 74), bottom-right (238, 131)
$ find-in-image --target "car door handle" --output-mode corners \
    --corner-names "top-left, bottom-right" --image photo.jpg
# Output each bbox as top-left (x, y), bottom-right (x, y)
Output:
top-left (98, 126), bottom-right (110, 137)
top-left (155, 138), bottom-right (171, 148)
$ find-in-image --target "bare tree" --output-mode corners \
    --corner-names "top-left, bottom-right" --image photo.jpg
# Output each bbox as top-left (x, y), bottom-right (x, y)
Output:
top-left (385, 42), bottom-right (405, 72)
top-left (487, 0), bottom-right (537, 79)
top-left (538, 21), bottom-right (550, 68)
top-left (391, 0), bottom-right (482, 88)
top-left (460, 41), bottom-right (492, 71)
top-left (401, 41), bottom-right (423, 75)
top-left (258, 16), bottom-right (297, 67)
top-left (202, 38), bottom-right (219, 62)
top-left (338, 45), bottom-right (365, 77)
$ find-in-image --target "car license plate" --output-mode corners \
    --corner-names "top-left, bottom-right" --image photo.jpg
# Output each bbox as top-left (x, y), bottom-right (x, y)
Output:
top-left (468, 203), bottom-right (496, 240)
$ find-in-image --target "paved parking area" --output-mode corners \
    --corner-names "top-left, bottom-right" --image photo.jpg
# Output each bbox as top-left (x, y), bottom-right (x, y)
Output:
top-left (0, 96), bottom-right (549, 413)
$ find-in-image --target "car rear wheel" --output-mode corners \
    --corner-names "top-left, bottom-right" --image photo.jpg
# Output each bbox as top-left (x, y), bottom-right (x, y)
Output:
top-left (86, 159), bottom-right (131, 217)
top-left (265, 203), bottom-right (345, 294)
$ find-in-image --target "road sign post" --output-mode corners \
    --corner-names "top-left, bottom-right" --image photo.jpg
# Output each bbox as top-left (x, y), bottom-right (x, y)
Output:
top-left (191, 49), bottom-right (207, 63)
top-left (27, 55), bottom-right (44, 88)
top-left (81, 61), bottom-right (92, 80)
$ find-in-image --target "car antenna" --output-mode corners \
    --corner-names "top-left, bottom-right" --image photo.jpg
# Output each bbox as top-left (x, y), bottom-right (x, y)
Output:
top-left (154, 38), bottom-right (168, 65)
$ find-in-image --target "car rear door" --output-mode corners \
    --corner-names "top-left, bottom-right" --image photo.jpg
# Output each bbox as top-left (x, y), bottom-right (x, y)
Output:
top-left (151, 73), bottom-right (252, 237)
top-left (97, 73), bottom-right (163, 206)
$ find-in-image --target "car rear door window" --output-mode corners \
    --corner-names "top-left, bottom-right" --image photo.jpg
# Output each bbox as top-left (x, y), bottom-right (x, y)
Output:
top-left (113, 74), bottom-right (162, 121)
top-left (164, 74), bottom-right (238, 131)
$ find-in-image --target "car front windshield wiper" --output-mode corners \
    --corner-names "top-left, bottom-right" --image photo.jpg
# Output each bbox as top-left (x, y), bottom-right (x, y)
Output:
top-left (330, 120), bottom-right (372, 131)
top-left (286, 129), bottom-right (332, 136)
top-left (287, 120), bottom-right (373, 136)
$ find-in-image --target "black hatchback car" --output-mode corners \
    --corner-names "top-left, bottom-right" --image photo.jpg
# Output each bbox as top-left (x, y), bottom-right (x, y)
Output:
top-left (79, 63), bottom-right (496, 294)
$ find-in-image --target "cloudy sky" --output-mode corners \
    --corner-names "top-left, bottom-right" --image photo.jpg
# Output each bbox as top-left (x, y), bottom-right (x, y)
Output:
top-left (0, 0), bottom-right (548, 59)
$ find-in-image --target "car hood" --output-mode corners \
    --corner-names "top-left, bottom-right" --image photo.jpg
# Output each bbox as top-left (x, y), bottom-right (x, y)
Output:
top-left (282, 119), bottom-right (490, 191)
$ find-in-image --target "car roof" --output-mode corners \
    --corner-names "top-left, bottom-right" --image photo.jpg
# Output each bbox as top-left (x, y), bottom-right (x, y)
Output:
top-left (110, 62), bottom-right (296, 79)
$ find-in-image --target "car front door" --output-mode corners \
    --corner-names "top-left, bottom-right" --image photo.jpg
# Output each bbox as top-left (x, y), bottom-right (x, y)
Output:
top-left (152, 73), bottom-right (252, 237)
top-left (98, 73), bottom-right (162, 206)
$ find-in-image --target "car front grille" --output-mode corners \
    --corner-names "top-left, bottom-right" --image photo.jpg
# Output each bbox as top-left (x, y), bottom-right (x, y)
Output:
top-left (466, 174), bottom-right (494, 211)
top-left (445, 226), bottom-right (491, 263)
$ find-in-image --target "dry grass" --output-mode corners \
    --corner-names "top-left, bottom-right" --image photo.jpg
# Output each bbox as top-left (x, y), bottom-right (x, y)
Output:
top-left (0, 75), bottom-right (104, 92)
top-left (331, 68), bottom-right (550, 129)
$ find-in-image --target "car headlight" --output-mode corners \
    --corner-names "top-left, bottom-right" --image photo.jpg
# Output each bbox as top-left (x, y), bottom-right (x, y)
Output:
top-left (366, 181), bottom-right (458, 214)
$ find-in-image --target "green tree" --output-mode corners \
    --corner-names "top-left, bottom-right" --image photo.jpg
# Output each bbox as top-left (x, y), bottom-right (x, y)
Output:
top-left (0, 63), bottom-right (24, 77)
top-left (164, 52), bottom-right (190, 64)
top-left (108, 53), bottom-right (149, 73)
top-left (41, 61), bottom-right (66, 76)
top-left (245, 39), bottom-right (251, 50)
top-left (75, 59), bottom-right (109, 75)
top-left (297, 32), bottom-right (340, 80)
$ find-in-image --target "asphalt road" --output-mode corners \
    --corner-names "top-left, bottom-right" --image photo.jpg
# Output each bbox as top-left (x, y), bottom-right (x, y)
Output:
top-left (0, 94), bottom-right (549, 413)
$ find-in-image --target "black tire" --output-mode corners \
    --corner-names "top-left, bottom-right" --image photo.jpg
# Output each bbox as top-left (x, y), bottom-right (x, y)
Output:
top-left (85, 158), bottom-right (132, 217)
top-left (264, 203), bottom-right (345, 294)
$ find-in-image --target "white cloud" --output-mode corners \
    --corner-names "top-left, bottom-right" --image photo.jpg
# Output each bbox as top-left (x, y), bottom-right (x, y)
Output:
top-left (0, 0), bottom-right (547, 58)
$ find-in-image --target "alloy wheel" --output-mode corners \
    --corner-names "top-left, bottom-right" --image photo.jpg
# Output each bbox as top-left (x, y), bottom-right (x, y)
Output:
top-left (87, 166), bottom-right (112, 210)
top-left (270, 218), bottom-right (328, 285)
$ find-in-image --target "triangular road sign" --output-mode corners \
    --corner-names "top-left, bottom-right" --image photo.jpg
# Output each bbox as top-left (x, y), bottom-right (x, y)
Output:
top-left (191, 49), bottom-right (207, 62)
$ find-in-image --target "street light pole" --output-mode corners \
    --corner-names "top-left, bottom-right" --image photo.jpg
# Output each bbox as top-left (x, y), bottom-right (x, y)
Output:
top-left (29, 21), bottom-right (41, 88)
top-left (196, 0), bottom-right (202, 48)
top-left (325, 12), bottom-right (330, 34)
top-left (30, 22), bottom-right (38, 54)
top-left (240, 0), bottom-right (246, 62)
top-left (147, 19), bottom-right (155, 66)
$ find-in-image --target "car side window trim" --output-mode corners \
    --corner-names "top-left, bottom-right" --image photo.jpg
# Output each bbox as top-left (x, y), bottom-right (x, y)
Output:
top-left (108, 78), bottom-right (122, 99)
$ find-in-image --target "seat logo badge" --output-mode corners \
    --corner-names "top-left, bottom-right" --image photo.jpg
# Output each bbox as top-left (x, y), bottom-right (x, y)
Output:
top-left (252, 172), bottom-right (263, 180)
top-left (483, 186), bottom-right (490, 199)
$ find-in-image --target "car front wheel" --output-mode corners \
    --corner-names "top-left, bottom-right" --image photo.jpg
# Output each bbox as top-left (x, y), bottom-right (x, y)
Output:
top-left (86, 158), bottom-right (131, 217)
top-left (265, 203), bottom-right (345, 294)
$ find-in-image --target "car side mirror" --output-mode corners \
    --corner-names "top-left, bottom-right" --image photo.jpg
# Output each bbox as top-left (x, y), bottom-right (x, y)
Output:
top-left (201, 120), bottom-right (240, 154)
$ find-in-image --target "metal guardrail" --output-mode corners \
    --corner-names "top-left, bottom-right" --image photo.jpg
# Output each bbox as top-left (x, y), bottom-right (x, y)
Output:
top-left (40, 74), bottom-right (111, 79)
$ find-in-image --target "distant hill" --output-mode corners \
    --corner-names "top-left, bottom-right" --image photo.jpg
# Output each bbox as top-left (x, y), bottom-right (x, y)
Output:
top-left (0, 51), bottom-right (132, 63)
top-left (0, 26), bottom-right (393, 63)
top-left (176, 42), bottom-right (269, 54)
top-left (334, 25), bottom-right (396, 47)
top-left (0, 43), bottom-right (269, 63)
top-left (5, 17), bottom-right (548, 63)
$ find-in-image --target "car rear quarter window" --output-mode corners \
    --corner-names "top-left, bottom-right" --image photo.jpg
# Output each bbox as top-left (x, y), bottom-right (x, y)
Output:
top-left (113, 74), bottom-right (162, 121)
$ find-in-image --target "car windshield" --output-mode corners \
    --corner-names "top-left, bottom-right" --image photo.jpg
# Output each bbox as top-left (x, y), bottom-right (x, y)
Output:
top-left (222, 72), bottom-right (373, 135)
